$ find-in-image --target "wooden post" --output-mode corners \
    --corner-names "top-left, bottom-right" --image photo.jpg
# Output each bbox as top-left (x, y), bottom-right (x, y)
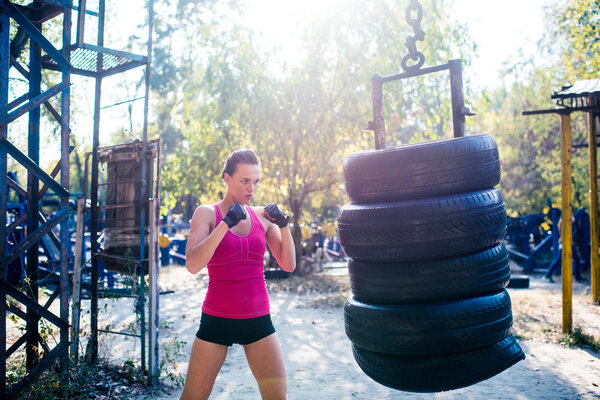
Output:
top-left (560, 112), bottom-right (573, 333)
top-left (589, 111), bottom-right (600, 304)
top-left (70, 196), bottom-right (86, 362)
top-left (148, 198), bottom-right (160, 383)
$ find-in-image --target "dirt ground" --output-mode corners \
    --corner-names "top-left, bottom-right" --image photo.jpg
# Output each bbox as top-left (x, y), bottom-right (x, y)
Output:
top-left (117, 261), bottom-right (600, 400)
top-left (6, 261), bottom-right (600, 399)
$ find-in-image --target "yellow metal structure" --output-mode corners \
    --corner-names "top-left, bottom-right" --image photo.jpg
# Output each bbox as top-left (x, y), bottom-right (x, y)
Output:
top-left (589, 112), bottom-right (600, 304)
top-left (560, 113), bottom-right (573, 333)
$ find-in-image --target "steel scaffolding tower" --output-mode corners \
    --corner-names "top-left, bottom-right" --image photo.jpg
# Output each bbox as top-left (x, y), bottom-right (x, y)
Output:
top-left (1, 0), bottom-right (155, 397)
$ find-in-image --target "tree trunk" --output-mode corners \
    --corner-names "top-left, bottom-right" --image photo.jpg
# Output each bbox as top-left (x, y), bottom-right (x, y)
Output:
top-left (291, 208), bottom-right (303, 273)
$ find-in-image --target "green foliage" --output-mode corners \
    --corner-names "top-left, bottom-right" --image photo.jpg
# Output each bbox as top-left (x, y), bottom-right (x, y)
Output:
top-left (154, 0), bottom-right (476, 243)
top-left (149, 0), bottom-right (598, 223)
top-left (552, 0), bottom-right (600, 78)
top-left (159, 335), bottom-right (187, 386)
top-left (469, 0), bottom-right (599, 215)
top-left (558, 327), bottom-right (600, 352)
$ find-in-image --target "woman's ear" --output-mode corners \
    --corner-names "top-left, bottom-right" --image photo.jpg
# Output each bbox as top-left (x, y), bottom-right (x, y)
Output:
top-left (223, 173), bottom-right (230, 186)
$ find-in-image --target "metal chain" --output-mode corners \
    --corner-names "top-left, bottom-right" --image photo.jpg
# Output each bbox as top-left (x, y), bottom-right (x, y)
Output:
top-left (401, 0), bottom-right (426, 72)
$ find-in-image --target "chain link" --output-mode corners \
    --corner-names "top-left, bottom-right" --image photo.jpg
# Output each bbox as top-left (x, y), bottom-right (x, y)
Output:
top-left (401, 0), bottom-right (426, 72)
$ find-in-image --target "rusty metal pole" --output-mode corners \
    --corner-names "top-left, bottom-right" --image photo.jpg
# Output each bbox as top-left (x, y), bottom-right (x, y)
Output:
top-left (26, 19), bottom-right (42, 373)
top-left (449, 59), bottom-right (466, 138)
top-left (89, 0), bottom-right (106, 364)
top-left (1, 4), bottom-right (9, 396)
top-left (371, 74), bottom-right (386, 150)
top-left (560, 112), bottom-right (573, 333)
top-left (59, 0), bottom-right (72, 377)
top-left (589, 111), bottom-right (600, 304)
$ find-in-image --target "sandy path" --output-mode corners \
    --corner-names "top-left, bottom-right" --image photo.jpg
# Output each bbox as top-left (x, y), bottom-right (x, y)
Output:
top-left (112, 265), bottom-right (600, 400)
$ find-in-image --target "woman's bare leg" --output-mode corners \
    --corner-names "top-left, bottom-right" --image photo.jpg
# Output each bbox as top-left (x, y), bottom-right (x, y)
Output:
top-left (243, 333), bottom-right (287, 400)
top-left (180, 338), bottom-right (228, 400)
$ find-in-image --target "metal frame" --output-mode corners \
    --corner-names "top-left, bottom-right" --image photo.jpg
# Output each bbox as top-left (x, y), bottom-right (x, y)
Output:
top-left (77, 139), bottom-right (160, 376)
top-left (523, 80), bottom-right (600, 332)
top-left (366, 0), bottom-right (471, 149)
top-left (1, 1), bottom-right (72, 397)
top-left (368, 59), bottom-right (470, 149)
top-left (1, 0), bottom-right (156, 397)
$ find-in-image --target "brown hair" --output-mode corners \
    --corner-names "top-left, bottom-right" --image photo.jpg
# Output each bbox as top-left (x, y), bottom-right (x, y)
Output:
top-left (221, 149), bottom-right (260, 178)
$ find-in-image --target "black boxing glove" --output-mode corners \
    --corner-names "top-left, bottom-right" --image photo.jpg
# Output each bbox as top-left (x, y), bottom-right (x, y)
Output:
top-left (264, 203), bottom-right (290, 228)
top-left (222, 203), bottom-right (246, 228)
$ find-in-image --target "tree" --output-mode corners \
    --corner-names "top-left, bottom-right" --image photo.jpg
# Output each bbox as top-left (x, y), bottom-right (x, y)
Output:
top-left (153, 0), bottom-right (476, 267)
top-left (239, 0), bottom-right (476, 264)
top-left (552, 0), bottom-right (600, 79)
top-left (468, 0), bottom-right (599, 215)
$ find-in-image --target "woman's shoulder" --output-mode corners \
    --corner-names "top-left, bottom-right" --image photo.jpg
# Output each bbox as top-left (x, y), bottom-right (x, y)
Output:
top-left (194, 204), bottom-right (217, 214)
top-left (191, 204), bottom-right (217, 224)
top-left (250, 205), bottom-right (267, 220)
top-left (251, 205), bottom-right (265, 214)
top-left (250, 206), bottom-right (271, 230)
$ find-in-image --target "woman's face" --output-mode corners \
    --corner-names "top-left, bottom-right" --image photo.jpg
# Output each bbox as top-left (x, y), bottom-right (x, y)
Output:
top-left (224, 163), bottom-right (261, 204)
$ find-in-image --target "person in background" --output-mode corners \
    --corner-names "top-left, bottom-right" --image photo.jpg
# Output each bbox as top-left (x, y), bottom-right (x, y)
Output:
top-left (544, 216), bottom-right (585, 283)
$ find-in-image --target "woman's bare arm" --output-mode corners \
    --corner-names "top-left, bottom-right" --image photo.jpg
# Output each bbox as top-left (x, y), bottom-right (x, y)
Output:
top-left (261, 207), bottom-right (296, 272)
top-left (185, 206), bottom-right (229, 274)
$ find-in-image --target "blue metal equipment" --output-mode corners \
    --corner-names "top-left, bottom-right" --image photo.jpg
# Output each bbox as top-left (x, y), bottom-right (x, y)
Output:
top-left (505, 199), bottom-right (592, 273)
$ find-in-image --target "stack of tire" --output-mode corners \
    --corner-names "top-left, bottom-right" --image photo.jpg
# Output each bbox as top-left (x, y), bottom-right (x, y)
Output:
top-left (338, 134), bottom-right (525, 392)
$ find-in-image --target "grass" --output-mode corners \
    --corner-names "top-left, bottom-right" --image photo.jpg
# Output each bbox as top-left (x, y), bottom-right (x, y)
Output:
top-left (558, 328), bottom-right (600, 352)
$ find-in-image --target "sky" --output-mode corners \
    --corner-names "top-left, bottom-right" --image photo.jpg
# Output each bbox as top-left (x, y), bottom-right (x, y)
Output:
top-left (12, 0), bottom-right (549, 164)
top-left (243, 0), bottom-right (548, 90)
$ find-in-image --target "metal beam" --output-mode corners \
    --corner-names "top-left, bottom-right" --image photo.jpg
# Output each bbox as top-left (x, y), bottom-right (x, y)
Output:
top-left (59, 0), bottom-right (72, 377)
top-left (0, 137), bottom-right (70, 198)
top-left (6, 341), bottom-right (66, 399)
top-left (7, 176), bottom-right (27, 198)
top-left (449, 59), bottom-right (466, 138)
top-left (371, 74), bottom-right (385, 150)
top-left (10, 56), bottom-right (63, 123)
top-left (1, 81), bottom-right (70, 125)
top-left (89, 0), bottom-right (106, 363)
top-left (0, 281), bottom-right (69, 330)
top-left (76, 0), bottom-right (86, 46)
top-left (6, 334), bottom-right (26, 359)
top-left (8, 93), bottom-right (28, 111)
top-left (523, 106), bottom-right (599, 116)
top-left (6, 212), bottom-right (27, 236)
top-left (101, 61), bottom-right (146, 78)
top-left (380, 61), bottom-right (450, 83)
top-left (81, 43), bottom-right (147, 64)
top-left (6, 174), bottom-right (61, 250)
top-left (72, 4), bottom-right (99, 17)
top-left (1, 207), bottom-right (69, 267)
top-left (26, 23), bottom-right (42, 372)
top-left (1, 7), bottom-right (9, 395)
top-left (10, 55), bottom-right (28, 78)
top-left (3, 0), bottom-right (71, 72)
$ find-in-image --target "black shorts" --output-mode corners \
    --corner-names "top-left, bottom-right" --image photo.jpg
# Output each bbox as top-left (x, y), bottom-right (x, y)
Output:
top-left (195, 312), bottom-right (276, 346)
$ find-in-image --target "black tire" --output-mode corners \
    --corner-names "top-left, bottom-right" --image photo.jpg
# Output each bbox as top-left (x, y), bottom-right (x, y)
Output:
top-left (352, 334), bottom-right (525, 393)
top-left (343, 134), bottom-right (500, 203)
top-left (264, 269), bottom-right (290, 279)
top-left (507, 275), bottom-right (530, 288)
top-left (338, 189), bottom-right (506, 262)
top-left (348, 244), bottom-right (510, 304)
top-left (344, 290), bottom-right (513, 356)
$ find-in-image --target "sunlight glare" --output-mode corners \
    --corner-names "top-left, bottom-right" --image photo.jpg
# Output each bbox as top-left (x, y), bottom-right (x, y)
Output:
top-left (241, 0), bottom-right (341, 63)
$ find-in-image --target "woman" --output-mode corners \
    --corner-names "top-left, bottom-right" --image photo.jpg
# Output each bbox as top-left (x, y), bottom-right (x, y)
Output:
top-left (180, 149), bottom-right (296, 400)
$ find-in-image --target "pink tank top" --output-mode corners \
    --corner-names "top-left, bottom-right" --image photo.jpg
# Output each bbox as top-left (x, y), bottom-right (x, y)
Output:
top-left (202, 205), bottom-right (270, 319)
